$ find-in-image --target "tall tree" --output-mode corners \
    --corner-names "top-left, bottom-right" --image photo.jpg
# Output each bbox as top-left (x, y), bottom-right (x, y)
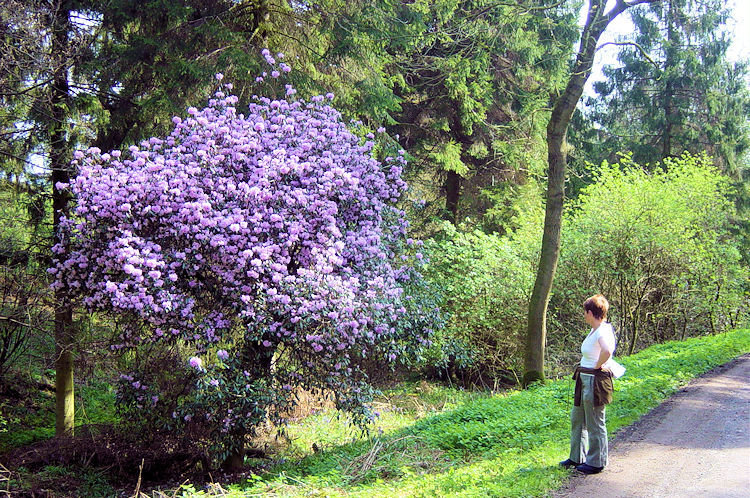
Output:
top-left (576, 0), bottom-right (750, 175)
top-left (312, 0), bottom-right (579, 227)
top-left (523, 0), bottom-right (659, 386)
top-left (49, 0), bottom-right (76, 435)
top-left (1, 0), bottom-right (94, 435)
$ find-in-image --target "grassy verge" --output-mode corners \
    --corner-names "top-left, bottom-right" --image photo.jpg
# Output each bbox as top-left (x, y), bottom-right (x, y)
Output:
top-left (178, 329), bottom-right (749, 497)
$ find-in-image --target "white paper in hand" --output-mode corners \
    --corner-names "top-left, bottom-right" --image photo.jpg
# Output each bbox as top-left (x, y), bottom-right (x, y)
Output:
top-left (606, 359), bottom-right (626, 378)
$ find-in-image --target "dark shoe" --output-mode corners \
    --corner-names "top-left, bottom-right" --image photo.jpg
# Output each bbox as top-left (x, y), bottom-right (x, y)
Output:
top-left (575, 463), bottom-right (604, 474)
top-left (558, 459), bottom-right (580, 468)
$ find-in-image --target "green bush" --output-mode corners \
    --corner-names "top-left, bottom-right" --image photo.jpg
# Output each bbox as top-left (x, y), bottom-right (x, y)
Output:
top-left (416, 153), bottom-right (748, 383)
top-left (421, 222), bottom-right (534, 384)
top-left (549, 153), bottom-right (748, 369)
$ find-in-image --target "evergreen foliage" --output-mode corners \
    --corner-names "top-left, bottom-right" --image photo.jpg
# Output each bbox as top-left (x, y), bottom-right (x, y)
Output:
top-left (576, 0), bottom-right (750, 176)
top-left (313, 0), bottom-right (580, 225)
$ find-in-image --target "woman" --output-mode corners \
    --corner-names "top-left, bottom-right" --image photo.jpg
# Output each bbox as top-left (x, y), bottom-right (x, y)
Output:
top-left (559, 294), bottom-right (615, 475)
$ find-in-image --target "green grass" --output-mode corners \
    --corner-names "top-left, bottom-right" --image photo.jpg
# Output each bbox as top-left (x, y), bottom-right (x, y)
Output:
top-left (0, 375), bottom-right (117, 452)
top-left (9, 464), bottom-right (116, 497)
top-left (176, 328), bottom-right (749, 497)
top-left (280, 381), bottom-right (488, 460)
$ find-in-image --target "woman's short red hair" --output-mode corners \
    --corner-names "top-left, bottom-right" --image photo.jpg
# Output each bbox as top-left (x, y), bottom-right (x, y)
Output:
top-left (583, 294), bottom-right (609, 320)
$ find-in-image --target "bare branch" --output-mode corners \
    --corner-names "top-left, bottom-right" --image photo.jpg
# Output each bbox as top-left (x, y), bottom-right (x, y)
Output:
top-left (623, 0), bottom-right (661, 7)
top-left (0, 149), bottom-right (44, 168)
top-left (463, 0), bottom-right (567, 21)
top-left (597, 41), bottom-right (660, 68)
top-left (608, 0), bottom-right (661, 23)
top-left (0, 78), bottom-right (55, 98)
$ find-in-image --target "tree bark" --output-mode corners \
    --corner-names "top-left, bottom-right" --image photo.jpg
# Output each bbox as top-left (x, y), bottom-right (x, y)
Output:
top-left (222, 337), bottom-right (275, 471)
top-left (445, 170), bottom-right (461, 224)
top-left (628, 311), bottom-right (639, 355)
top-left (523, 0), bottom-right (659, 386)
top-left (662, 0), bottom-right (677, 159)
top-left (50, 0), bottom-right (75, 435)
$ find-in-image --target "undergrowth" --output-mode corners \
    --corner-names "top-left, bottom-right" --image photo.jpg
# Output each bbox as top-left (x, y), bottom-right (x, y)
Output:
top-left (2, 329), bottom-right (747, 497)
top-left (176, 328), bottom-right (749, 497)
top-left (0, 375), bottom-right (116, 453)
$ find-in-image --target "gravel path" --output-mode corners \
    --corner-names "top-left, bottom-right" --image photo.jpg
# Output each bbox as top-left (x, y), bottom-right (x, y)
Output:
top-left (552, 354), bottom-right (750, 498)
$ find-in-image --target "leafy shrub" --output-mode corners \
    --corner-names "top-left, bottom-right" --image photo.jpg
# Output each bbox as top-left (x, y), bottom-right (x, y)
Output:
top-left (550, 153), bottom-right (748, 367)
top-left (421, 222), bottom-right (533, 385)
top-left (52, 63), bottom-right (437, 465)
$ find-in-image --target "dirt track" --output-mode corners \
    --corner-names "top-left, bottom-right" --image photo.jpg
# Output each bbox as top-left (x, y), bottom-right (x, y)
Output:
top-left (553, 354), bottom-right (750, 498)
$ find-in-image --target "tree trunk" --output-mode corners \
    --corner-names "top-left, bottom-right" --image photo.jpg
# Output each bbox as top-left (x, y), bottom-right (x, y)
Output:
top-left (222, 337), bottom-right (275, 471)
top-left (662, 0), bottom-right (677, 159)
top-left (445, 170), bottom-right (461, 224)
top-left (680, 309), bottom-right (687, 340)
top-left (54, 302), bottom-right (74, 434)
top-left (223, 450), bottom-right (245, 471)
top-left (628, 312), bottom-right (639, 355)
top-left (523, 0), bottom-right (656, 386)
top-left (50, 0), bottom-right (75, 436)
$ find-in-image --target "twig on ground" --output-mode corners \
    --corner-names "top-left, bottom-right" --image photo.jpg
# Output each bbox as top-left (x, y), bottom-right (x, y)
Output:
top-left (345, 438), bottom-right (388, 484)
top-left (206, 482), bottom-right (229, 495)
top-left (0, 463), bottom-right (10, 496)
top-left (132, 458), bottom-right (145, 498)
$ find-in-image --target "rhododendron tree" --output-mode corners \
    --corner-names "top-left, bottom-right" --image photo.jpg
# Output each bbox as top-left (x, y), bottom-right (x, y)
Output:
top-left (51, 57), bottom-right (437, 468)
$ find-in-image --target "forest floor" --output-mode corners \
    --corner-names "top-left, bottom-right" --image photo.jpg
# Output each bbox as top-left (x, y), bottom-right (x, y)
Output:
top-left (552, 354), bottom-right (750, 498)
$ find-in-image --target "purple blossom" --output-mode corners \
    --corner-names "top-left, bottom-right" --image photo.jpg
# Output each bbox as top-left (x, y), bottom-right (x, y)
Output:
top-left (54, 66), bottom-right (435, 455)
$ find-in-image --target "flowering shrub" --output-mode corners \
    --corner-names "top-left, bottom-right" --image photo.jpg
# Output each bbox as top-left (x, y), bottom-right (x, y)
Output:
top-left (52, 56), bottom-right (435, 464)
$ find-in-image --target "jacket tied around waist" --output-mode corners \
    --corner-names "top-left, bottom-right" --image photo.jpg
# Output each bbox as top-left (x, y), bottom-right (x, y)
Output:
top-left (573, 366), bottom-right (614, 407)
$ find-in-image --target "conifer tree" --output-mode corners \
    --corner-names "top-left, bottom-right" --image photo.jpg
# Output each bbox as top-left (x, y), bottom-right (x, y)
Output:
top-left (579, 0), bottom-right (750, 175)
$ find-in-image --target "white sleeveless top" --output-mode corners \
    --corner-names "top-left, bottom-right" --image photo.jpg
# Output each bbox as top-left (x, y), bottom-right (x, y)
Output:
top-left (580, 322), bottom-right (616, 368)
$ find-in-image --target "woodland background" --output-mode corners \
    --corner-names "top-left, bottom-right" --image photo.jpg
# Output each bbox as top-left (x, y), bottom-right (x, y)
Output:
top-left (0, 0), bottom-right (748, 495)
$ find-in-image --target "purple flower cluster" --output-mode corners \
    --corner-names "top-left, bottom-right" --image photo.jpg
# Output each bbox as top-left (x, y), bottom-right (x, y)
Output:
top-left (255, 50), bottom-right (291, 83)
top-left (52, 72), bottom-right (416, 367)
top-left (117, 373), bottom-right (158, 410)
top-left (53, 55), bottom-right (439, 459)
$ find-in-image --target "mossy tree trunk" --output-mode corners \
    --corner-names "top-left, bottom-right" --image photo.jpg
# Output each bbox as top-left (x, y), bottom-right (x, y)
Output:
top-left (49, 0), bottom-right (75, 435)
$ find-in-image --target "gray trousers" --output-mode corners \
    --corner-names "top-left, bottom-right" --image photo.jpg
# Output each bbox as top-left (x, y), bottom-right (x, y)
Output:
top-left (569, 373), bottom-right (608, 467)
